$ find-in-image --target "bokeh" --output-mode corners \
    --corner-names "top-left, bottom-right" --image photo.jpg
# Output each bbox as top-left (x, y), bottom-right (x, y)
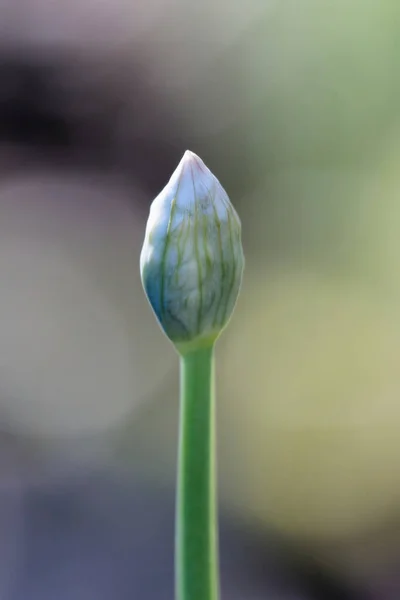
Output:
top-left (1, 1), bottom-right (400, 598)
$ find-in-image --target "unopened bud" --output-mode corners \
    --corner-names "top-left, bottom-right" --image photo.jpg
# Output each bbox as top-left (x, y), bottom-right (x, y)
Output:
top-left (140, 150), bottom-right (244, 353)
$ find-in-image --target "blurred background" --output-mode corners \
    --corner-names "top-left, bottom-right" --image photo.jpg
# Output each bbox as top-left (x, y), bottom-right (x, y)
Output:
top-left (1, 0), bottom-right (400, 598)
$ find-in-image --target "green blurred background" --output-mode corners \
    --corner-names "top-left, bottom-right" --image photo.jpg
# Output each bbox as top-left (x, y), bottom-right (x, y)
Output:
top-left (3, 0), bottom-right (400, 597)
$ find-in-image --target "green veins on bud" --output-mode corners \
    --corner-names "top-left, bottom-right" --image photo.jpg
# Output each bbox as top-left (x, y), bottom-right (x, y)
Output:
top-left (140, 150), bottom-right (244, 354)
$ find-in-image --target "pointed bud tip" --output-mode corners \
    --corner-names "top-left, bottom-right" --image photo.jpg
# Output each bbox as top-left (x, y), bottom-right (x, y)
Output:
top-left (181, 150), bottom-right (207, 174)
top-left (168, 150), bottom-right (204, 189)
top-left (183, 149), bottom-right (196, 159)
top-left (183, 149), bottom-right (199, 161)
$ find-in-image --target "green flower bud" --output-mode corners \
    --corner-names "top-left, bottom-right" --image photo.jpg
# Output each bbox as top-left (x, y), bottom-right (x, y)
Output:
top-left (140, 150), bottom-right (244, 353)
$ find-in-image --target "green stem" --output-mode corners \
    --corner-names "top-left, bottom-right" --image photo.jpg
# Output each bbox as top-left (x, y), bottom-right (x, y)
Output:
top-left (175, 344), bottom-right (220, 600)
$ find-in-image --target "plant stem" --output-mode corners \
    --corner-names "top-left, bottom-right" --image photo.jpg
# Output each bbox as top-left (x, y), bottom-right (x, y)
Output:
top-left (175, 344), bottom-right (220, 600)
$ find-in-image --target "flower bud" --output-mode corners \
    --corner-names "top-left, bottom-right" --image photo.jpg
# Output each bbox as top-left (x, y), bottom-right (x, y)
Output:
top-left (140, 150), bottom-right (244, 353)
